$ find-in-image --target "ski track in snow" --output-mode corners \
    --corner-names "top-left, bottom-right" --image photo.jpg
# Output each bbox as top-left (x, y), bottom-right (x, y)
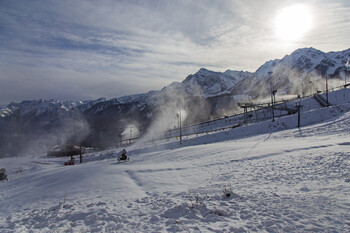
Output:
top-left (1, 135), bottom-right (349, 232)
top-left (1, 98), bottom-right (350, 232)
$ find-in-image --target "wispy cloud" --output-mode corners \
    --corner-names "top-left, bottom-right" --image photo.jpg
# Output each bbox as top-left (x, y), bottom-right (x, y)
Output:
top-left (0, 0), bottom-right (349, 104)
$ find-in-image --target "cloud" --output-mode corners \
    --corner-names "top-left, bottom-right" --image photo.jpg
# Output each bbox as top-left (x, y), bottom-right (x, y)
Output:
top-left (0, 0), bottom-right (349, 104)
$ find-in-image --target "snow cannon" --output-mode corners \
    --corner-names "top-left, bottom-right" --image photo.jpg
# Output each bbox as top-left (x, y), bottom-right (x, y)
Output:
top-left (0, 168), bottom-right (8, 181)
top-left (64, 156), bottom-right (75, 166)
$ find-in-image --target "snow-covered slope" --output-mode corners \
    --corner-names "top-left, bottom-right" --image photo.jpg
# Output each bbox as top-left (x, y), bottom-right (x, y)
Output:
top-left (1, 47), bottom-right (349, 157)
top-left (1, 89), bottom-right (350, 232)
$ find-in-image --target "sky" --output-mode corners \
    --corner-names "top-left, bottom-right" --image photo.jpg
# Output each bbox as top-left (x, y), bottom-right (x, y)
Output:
top-left (0, 0), bottom-right (349, 105)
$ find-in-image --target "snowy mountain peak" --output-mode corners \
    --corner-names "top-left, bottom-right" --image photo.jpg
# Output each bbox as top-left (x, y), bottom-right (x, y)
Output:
top-left (224, 69), bottom-right (252, 77)
top-left (182, 68), bottom-right (253, 97)
top-left (0, 98), bottom-right (106, 118)
top-left (2, 47), bottom-right (349, 120)
top-left (291, 47), bottom-right (325, 57)
top-left (278, 47), bottom-right (325, 71)
top-left (252, 47), bottom-right (350, 87)
top-left (116, 93), bottom-right (148, 104)
top-left (166, 81), bottom-right (183, 89)
top-left (196, 67), bottom-right (216, 76)
top-left (254, 59), bottom-right (280, 78)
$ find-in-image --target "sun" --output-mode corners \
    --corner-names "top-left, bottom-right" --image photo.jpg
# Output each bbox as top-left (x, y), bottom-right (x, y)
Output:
top-left (275, 4), bottom-right (313, 42)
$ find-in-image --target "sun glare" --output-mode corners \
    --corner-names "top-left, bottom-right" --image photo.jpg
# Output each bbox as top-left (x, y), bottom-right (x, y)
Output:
top-left (275, 4), bottom-right (312, 43)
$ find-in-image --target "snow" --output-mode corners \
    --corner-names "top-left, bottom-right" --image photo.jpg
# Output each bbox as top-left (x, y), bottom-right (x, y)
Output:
top-left (254, 59), bottom-right (280, 78)
top-left (0, 106), bottom-right (15, 118)
top-left (1, 89), bottom-right (350, 232)
top-left (116, 93), bottom-right (148, 104)
top-left (252, 47), bottom-right (350, 93)
top-left (182, 68), bottom-right (253, 98)
top-left (1, 48), bottom-right (349, 124)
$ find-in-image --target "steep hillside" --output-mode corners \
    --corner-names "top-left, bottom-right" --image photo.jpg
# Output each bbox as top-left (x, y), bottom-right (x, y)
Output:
top-left (237, 47), bottom-right (350, 98)
top-left (1, 91), bottom-right (350, 232)
top-left (0, 47), bottom-right (349, 156)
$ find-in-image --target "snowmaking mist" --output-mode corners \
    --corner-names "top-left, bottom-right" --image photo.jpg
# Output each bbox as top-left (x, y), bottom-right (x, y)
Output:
top-left (30, 114), bottom-right (91, 155)
top-left (130, 103), bottom-right (187, 149)
top-left (128, 80), bottom-right (220, 149)
top-left (250, 63), bottom-right (348, 104)
top-left (0, 112), bottom-right (91, 158)
top-left (120, 124), bottom-right (141, 141)
top-left (129, 87), bottom-right (191, 149)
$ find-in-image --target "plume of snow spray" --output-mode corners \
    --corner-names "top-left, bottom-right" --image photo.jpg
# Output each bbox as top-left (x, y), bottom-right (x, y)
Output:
top-left (121, 124), bottom-right (140, 140)
top-left (130, 85), bottom-right (189, 148)
top-left (23, 113), bottom-right (91, 157)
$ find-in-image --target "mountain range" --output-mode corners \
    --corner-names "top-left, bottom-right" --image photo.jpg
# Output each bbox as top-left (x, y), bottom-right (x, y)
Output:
top-left (1, 47), bottom-right (349, 157)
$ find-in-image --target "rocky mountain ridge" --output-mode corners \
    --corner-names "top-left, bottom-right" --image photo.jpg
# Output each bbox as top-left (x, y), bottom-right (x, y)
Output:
top-left (1, 47), bottom-right (349, 156)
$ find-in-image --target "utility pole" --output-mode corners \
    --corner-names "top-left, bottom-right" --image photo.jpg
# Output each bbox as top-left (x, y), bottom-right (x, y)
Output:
top-left (297, 96), bottom-right (301, 128)
top-left (345, 60), bottom-right (350, 86)
top-left (298, 106), bottom-right (301, 128)
top-left (238, 103), bottom-right (248, 123)
top-left (179, 109), bottom-right (182, 144)
top-left (301, 83), bottom-right (304, 97)
top-left (79, 145), bottom-right (83, 164)
top-left (271, 89), bottom-right (277, 122)
top-left (176, 109), bottom-right (182, 144)
top-left (326, 75), bottom-right (329, 105)
top-left (309, 80), bottom-right (312, 95)
top-left (14, 108), bottom-right (21, 157)
top-left (268, 71), bottom-right (276, 122)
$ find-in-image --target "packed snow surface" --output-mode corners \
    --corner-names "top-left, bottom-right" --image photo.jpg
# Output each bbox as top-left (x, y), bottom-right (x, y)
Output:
top-left (1, 91), bottom-right (350, 232)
